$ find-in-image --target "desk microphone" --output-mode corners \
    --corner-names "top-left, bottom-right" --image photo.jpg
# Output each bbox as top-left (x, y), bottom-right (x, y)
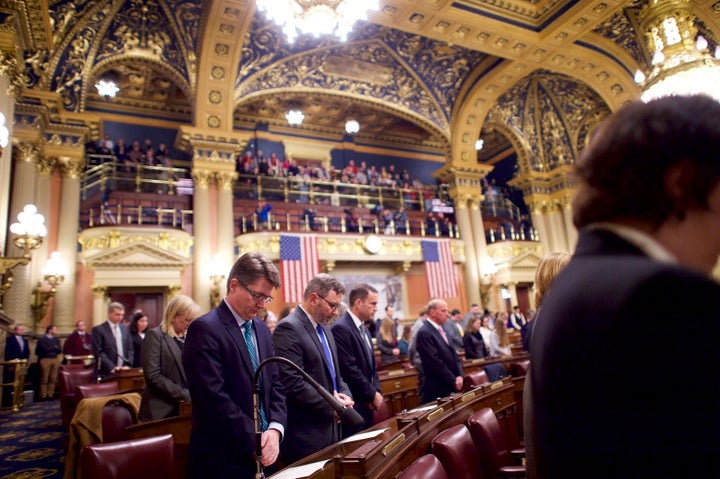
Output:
top-left (251, 356), bottom-right (365, 478)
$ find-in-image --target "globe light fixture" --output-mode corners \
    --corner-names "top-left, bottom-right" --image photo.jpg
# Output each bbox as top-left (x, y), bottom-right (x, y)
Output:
top-left (286, 109), bottom-right (305, 126)
top-left (345, 119), bottom-right (360, 135)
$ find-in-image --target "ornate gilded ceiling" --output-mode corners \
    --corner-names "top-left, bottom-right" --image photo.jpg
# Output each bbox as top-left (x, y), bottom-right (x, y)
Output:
top-left (5, 0), bottom-right (720, 173)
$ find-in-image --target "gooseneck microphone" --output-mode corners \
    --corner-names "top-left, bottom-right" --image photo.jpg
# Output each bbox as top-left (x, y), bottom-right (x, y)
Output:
top-left (251, 356), bottom-right (365, 478)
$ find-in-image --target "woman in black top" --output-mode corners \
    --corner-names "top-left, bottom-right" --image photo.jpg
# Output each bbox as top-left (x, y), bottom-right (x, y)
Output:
top-left (130, 311), bottom-right (149, 368)
top-left (462, 316), bottom-right (486, 359)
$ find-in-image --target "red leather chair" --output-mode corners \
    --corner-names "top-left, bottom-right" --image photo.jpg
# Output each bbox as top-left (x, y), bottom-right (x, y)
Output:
top-left (431, 424), bottom-right (483, 479)
top-left (467, 408), bottom-right (526, 479)
top-left (59, 368), bottom-right (96, 429)
top-left (510, 360), bottom-right (530, 377)
top-left (76, 382), bottom-right (120, 401)
top-left (463, 369), bottom-right (490, 391)
top-left (373, 399), bottom-right (391, 425)
top-left (396, 454), bottom-right (449, 479)
top-left (80, 434), bottom-right (174, 479)
top-left (101, 400), bottom-right (136, 443)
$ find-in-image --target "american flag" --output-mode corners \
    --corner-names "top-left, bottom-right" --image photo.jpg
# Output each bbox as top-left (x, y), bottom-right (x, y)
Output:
top-left (421, 239), bottom-right (458, 298)
top-left (280, 234), bottom-right (319, 303)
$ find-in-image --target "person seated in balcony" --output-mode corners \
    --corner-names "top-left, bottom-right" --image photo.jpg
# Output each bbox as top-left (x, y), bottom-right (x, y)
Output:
top-left (345, 207), bottom-right (360, 232)
top-left (393, 206), bottom-right (408, 234)
top-left (127, 140), bottom-right (143, 172)
top-left (268, 152), bottom-right (280, 176)
top-left (258, 156), bottom-right (270, 176)
top-left (425, 212), bottom-right (438, 236)
top-left (255, 201), bottom-right (272, 230)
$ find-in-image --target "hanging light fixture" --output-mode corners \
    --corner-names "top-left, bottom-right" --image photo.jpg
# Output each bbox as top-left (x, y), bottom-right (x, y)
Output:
top-left (256, 0), bottom-right (379, 43)
top-left (95, 70), bottom-right (120, 98)
top-left (345, 119), bottom-right (360, 135)
top-left (634, 0), bottom-right (720, 103)
top-left (286, 109), bottom-right (305, 126)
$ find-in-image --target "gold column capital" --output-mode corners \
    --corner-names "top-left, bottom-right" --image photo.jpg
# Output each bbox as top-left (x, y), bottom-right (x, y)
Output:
top-left (215, 171), bottom-right (238, 191)
top-left (92, 285), bottom-right (108, 298)
top-left (192, 169), bottom-right (214, 190)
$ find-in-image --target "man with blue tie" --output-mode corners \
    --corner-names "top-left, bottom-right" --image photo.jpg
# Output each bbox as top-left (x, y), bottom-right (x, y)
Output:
top-left (332, 283), bottom-right (384, 436)
top-left (273, 273), bottom-right (354, 464)
top-left (183, 252), bottom-right (287, 479)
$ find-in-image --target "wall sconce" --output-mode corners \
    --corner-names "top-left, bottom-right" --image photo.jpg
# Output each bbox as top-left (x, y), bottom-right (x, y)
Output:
top-left (209, 253), bottom-right (226, 309)
top-left (31, 251), bottom-right (68, 326)
top-left (0, 204), bottom-right (46, 312)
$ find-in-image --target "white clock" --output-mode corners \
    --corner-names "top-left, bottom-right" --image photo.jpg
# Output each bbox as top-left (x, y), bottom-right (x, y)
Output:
top-left (363, 235), bottom-right (382, 254)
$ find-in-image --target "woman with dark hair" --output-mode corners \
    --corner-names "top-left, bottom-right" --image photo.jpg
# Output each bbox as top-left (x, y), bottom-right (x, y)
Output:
top-left (462, 316), bottom-right (486, 359)
top-left (130, 311), bottom-right (149, 368)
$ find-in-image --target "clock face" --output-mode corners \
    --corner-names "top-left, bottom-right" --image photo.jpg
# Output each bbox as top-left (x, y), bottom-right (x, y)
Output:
top-left (364, 235), bottom-right (382, 254)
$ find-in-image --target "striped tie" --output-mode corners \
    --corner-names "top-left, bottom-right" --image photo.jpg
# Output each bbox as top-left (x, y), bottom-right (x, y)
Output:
top-left (243, 322), bottom-right (268, 431)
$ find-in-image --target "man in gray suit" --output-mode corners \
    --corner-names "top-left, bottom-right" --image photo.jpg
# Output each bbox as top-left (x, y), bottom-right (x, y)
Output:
top-left (273, 273), bottom-right (354, 464)
top-left (91, 302), bottom-right (134, 379)
top-left (442, 308), bottom-right (465, 351)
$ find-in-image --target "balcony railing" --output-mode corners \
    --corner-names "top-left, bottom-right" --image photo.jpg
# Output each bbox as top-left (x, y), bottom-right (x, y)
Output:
top-left (81, 160), bottom-right (192, 200)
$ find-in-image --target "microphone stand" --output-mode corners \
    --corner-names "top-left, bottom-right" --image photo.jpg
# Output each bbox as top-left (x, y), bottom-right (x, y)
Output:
top-left (251, 356), bottom-right (365, 479)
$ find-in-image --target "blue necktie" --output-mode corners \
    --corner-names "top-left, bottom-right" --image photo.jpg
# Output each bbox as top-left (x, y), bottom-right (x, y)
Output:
top-left (316, 324), bottom-right (338, 392)
top-left (243, 322), bottom-right (268, 431)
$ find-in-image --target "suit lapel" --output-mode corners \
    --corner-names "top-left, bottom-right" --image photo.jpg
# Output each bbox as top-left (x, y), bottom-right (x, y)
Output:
top-left (161, 333), bottom-right (186, 384)
top-left (218, 302), bottom-right (255, 377)
top-left (297, 309), bottom-right (333, 381)
top-left (354, 318), bottom-right (373, 372)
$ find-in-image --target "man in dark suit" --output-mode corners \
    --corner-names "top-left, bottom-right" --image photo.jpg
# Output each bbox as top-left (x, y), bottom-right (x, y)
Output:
top-left (416, 299), bottom-right (463, 404)
top-left (331, 283), bottom-right (384, 436)
top-left (183, 252), bottom-right (286, 479)
top-left (528, 96), bottom-right (720, 479)
top-left (2, 324), bottom-right (30, 407)
top-left (91, 302), bottom-right (133, 379)
top-left (273, 273), bottom-right (354, 464)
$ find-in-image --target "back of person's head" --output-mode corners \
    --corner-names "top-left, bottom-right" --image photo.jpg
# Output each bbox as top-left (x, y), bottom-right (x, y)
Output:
top-left (573, 95), bottom-right (720, 229)
top-left (534, 252), bottom-right (572, 308)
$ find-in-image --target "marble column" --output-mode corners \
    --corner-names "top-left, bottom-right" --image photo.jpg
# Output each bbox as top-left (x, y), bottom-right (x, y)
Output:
top-left (53, 159), bottom-right (83, 333)
top-left (215, 171), bottom-right (237, 297)
top-left (192, 170), bottom-right (213, 312)
top-left (530, 205), bottom-right (550, 256)
top-left (92, 285), bottom-right (108, 328)
top-left (453, 196), bottom-right (480, 306)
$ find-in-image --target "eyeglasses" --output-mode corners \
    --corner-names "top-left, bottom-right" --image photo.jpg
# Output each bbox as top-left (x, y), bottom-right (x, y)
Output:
top-left (241, 283), bottom-right (273, 304)
top-left (318, 295), bottom-right (340, 311)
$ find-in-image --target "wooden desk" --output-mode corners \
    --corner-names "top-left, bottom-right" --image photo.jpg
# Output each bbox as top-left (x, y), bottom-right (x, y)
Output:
top-left (101, 368), bottom-right (145, 392)
top-left (270, 378), bottom-right (521, 479)
top-left (379, 368), bottom-right (419, 415)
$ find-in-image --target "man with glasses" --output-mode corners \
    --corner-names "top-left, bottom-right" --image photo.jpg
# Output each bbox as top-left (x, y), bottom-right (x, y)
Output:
top-left (183, 252), bottom-right (287, 479)
top-left (273, 273), bottom-right (354, 464)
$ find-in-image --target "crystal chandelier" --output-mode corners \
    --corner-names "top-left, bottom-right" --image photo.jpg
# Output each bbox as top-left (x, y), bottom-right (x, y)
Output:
top-left (256, 0), bottom-right (379, 43)
top-left (634, 0), bottom-right (720, 103)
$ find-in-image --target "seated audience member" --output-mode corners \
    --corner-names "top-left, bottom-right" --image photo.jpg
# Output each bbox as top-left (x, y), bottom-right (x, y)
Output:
top-left (462, 316), bottom-right (486, 359)
top-left (376, 317), bottom-right (400, 365)
top-left (130, 311), bottom-right (149, 368)
top-left (528, 95), bottom-right (720, 479)
top-left (397, 325), bottom-right (411, 356)
top-left (489, 318), bottom-right (511, 356)
top-left (140, 295), bottom-right (200, 422)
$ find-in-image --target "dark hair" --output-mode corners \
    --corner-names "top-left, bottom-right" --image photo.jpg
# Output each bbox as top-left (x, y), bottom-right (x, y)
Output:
top-left (45, 324), bottom-right (55, 334)
top-left (451, 309), bottom-right (461, 315)
top-left (574, 95), bottom-right (720, 228)
top-left (278, 305), bottom-right (295, 320)
top-left (227, 252), bottom-right (281, 291)
top-left (130, 311), bottom-right (148, 333)
top-left (349, 283), bottom-right (377, 306)
top-left (303, 273), bottom-right (345, 301)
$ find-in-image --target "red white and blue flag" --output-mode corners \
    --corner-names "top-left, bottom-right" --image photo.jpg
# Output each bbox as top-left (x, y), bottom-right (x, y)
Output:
top-left (421, 239), bottom-right (458, 298)
top-left (280, 234), bottom-right (319, 303)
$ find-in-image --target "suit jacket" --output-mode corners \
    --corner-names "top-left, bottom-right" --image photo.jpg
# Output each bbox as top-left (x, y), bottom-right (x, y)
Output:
top-left (91, 321), bottom-right (134, 378)
top-left (528, 229), bottom-right (720, 479)
top-left (442, 320), bottom-right (464, 350)
top-left (182, 301), bottom-right (286, 479)
top-left (415, 321), bottom-right (463, 404)
top-left (131, 332), bottom-right (144, 368)
top-left (4, 335), bottom-right (30, 361)
top-left (62, 331), bottom-right (92, 357)
top-left (273, 307), bottom-right (351, 464)
top-left (331, 313), bottom-right (381, 434)
top-left (140, 327), bottom-right (189, 422)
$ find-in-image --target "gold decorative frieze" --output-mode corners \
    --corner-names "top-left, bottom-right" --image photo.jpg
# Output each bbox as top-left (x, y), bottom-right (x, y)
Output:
top-left (79, 226), bottom-right (193, 257)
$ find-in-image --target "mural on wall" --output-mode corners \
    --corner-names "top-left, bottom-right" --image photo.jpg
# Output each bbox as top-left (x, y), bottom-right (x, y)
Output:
top-left (334, 274), bottom-right (404, 321)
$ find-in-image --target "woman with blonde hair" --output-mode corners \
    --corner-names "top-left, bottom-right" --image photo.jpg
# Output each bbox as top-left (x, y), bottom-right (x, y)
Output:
top-left (376, 317), bottom-right (400, 365)
top-left (140, 294), bottom-right (201, 421)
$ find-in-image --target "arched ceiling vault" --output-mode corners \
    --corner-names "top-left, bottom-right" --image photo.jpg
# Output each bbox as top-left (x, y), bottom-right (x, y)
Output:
top-left (7, 0), bottom-right (720, 173)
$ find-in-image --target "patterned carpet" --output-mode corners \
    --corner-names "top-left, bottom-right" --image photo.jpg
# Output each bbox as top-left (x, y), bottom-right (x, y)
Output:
top-left (0, 400), bottom-right (66, 479)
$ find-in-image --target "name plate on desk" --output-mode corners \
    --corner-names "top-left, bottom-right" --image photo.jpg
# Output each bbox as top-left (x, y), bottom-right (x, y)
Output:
top-left (426, 407), bottom-right (445, 422)
top-left (382, 433), bottom-right (405, 457)
top-left (387, 369), bottom-right (405, 376)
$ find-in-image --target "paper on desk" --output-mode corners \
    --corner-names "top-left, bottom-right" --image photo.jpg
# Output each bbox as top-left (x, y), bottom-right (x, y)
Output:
top-left (337, 427), bottom-right (389, 444)
top-left (270, 459), bottom-right (330, 479)
top-left (405, 404), bottom-right (438, 414)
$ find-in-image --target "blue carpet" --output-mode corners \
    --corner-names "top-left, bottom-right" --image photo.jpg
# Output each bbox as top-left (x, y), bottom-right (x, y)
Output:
top-left (0, 400), bottom-right (66, 479)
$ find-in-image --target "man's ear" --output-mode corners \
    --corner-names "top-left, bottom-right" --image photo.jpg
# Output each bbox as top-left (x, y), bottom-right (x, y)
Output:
top-left (663, 160), bottom-right (698, 218)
